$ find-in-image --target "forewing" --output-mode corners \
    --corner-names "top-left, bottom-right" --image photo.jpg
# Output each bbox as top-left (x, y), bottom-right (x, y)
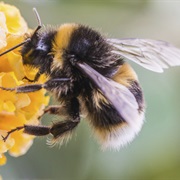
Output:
top-left (76, 62), bottom-right (139, 128)
top-left (108, 38), bottom-right (180, 72)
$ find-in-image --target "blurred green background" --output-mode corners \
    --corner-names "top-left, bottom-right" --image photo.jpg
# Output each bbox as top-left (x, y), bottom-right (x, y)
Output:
top-left (1, 0), bottom-right (180, 179)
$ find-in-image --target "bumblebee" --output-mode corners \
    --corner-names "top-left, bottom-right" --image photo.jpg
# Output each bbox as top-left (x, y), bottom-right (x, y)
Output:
top-left (0, 9), bottom-right (180, 149)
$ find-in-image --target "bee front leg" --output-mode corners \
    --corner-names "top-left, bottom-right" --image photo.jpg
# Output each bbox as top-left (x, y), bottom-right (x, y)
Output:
top-left (23, 71), bottom-right (41, 82)
top-left (0, 78), bottom-right (70, 93)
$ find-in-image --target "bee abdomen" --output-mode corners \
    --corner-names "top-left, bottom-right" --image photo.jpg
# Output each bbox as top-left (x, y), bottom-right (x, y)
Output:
top-left (84, 80), bottom-right (145, 150)
top-left (129, 80), bottom-right (145, 112)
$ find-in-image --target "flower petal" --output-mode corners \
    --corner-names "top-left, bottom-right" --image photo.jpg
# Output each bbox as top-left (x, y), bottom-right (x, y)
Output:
top-left (0, 2), bottom-right (28, 35)
top-left (0, 2), bottom-right (50, 166)
top-left (0, 154), bottom-right (7, 165)
top-left (0, 12), bottom-right (7, 49)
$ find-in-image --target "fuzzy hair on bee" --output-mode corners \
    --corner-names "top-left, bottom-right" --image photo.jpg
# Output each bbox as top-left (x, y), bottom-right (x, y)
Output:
top-left (0, 8), bottom-right (180, 150)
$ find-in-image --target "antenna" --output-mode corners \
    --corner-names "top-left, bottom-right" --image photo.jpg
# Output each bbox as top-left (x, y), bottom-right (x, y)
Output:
top-left (0, 8), bottom-right (42, 57)
top-left (0, 38), bottom-right (31, 57)
top-left (32, 8), bottom-right (42, 34)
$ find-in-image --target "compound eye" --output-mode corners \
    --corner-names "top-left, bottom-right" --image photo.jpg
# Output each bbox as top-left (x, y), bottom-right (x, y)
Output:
top-left (37, 40), bottom-right (47, 51)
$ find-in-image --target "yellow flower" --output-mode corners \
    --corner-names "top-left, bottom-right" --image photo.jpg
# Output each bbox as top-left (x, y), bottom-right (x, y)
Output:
top-left (0, 2), bottom-right (49, 165)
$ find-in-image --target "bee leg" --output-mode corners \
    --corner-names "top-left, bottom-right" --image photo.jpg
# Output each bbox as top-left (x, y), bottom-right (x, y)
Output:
top-left (45, 105), bottom-right (69, 116)
top-left (10, 115), bottom-right (80, 141)
top-left (43, 96), bottom-right (80, 117)
top-left (1, 126), bottom-right (24, 142)
top-left (3, 114), bottom-right (80, 141)
top-left (0, 77), bottom-right (70, 93)
top-left (50, 119), bottom-right (79, 140)
top-left (2, 118), bottom-right (79, 142)
top-left (23, 71), bottom-right (41, 82)
top-left (1, 125), bottom-right (51, 142)
top-left (49, 97), bottom-right (80, 140)
top-left (2, 98), bottom-right (80, 143)
top-left (37, 105), bottom-right (68, 120)
top-left (0, 84), bottom-right (44, 93)
top-left (38, 96), bottom-right (79, 120)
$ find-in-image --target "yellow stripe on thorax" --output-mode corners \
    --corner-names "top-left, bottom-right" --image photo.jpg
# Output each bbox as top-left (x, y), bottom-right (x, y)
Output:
top-left (52, 23), bottom-right (78, 69)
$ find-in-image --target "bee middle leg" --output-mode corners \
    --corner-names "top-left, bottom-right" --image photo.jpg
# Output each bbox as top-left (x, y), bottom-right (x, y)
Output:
top-left (38, 96), bottom-right (80, 119)
top-left (37, 105), bottom-right (68, 120)
top-left (45, 105), bottom-right (69, 116)
top-left (26, 97), bottom-right (81, 140)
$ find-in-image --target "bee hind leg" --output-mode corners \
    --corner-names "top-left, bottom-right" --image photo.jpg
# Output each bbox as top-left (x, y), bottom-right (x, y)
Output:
top-left (49, 118), bottom-right (80, 140)
top-left (2, 97), bottom-right (80, 146)
top-left (1, 124), bottom-right (51, 142)
top-left (2, 117), bottom-right (80, 143)
top-left (49, 97), bottom-right (81, 144)
top-left (1, 126), bottom-right (24, 142)
top-left (26, 97), bottom-right (80, 145)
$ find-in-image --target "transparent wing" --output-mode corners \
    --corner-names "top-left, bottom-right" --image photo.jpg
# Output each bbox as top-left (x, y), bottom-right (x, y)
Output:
top-left (108, 38), bottom-right (180, 72)
top-left (76, 62), bottom-right (139, 128)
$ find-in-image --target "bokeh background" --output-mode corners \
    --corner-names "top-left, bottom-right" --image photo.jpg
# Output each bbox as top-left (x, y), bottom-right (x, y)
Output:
top-left (1, 0), bottom-right (180, 179)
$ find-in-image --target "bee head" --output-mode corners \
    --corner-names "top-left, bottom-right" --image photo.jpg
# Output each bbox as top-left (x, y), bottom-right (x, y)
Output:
top-left (20, 26), bottom-right (57, 69)
top-left (20, 8), bottom-right (55, 68)
top-left (0, 8), bottom-right (54, 72)
top-left (21, 33), bottom-right (40, 65)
